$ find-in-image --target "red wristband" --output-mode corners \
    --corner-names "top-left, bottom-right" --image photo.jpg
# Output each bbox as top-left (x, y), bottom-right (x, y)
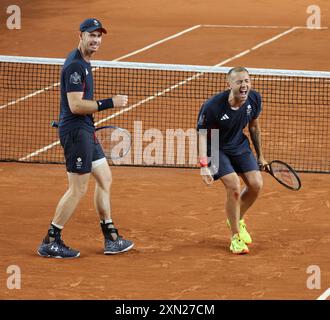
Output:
top-left (199, 156), bottom-right (208, 167)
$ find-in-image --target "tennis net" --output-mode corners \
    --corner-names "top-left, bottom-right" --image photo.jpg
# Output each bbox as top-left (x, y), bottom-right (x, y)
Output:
top-left (0, 55), bottom-right (329, 172)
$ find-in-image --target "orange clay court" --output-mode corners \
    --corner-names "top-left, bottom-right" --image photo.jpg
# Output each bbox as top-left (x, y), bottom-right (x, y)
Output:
top-left (0, 0), bottom-right (330, 300)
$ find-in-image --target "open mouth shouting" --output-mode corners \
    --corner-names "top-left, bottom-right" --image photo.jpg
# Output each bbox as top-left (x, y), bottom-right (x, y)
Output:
top-left (239, 87), bottom-right (249, 99)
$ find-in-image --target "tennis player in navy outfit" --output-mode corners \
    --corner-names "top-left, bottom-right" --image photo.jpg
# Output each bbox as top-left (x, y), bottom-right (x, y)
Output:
top-left (38, 18), bottom-right (134, 258)
top-left (197, 67), bottom-right (268, 254)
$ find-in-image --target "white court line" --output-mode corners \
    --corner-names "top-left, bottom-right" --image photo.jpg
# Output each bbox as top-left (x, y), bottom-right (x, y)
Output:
top-left (0, 83), bottom-right (60, 110)
top-left (202, 24), bottom-right (328, 30)
top-left (214, 27), bottom-right (299, 66)
top-left (19, 140), bottom-right (62, 159)
top-left (298, 27), bottom-right (328, 30)
top-left (0, 25), bottom-right (201, 111)
top-left (203, 24), bottom-right (291, 29)
top-left (18, 26), bottom-right (300, 161)
top-left (112, 25), bottom-right (201, 61)
top-left (316, 288), bottom-right (330, 300)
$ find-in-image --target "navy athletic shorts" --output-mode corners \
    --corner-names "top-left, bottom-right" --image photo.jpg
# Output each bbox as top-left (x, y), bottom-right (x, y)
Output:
top-left (210, 149), bottom-right (259, 180)
top-left (60, 128), bottom-right (105, 174)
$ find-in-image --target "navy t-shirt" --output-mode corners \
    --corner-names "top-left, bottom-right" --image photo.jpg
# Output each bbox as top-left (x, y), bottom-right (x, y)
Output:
top-left (197, 89), bottom-right (262, 156)
top-left (58, 49), bottom-right (94, 137)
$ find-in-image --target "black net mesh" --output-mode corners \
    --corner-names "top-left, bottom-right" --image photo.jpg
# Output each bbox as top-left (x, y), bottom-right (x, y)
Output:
top-left (0, 57), bottom-right (329, 172)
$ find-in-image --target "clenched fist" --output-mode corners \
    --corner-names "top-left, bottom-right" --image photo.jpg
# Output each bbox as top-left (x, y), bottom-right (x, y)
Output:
top-left (112, 95), bottom-right (128, 107)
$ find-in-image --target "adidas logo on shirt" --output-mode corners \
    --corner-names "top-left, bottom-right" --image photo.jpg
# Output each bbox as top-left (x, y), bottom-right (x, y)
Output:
top-left (220, 114), bottom-right (229, 121)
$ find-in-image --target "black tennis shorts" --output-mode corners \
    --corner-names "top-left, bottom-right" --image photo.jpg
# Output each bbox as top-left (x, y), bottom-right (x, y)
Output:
top-left (60, 128), bottom-right (105, 173)
top-left (210, 149), bottom-right (259, 180)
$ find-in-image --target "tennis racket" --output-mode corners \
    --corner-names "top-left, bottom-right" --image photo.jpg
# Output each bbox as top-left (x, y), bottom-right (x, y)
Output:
top-left (51, 121), bottom-right (131, 161)
top-left (261, 160), bottom-right (301, 191)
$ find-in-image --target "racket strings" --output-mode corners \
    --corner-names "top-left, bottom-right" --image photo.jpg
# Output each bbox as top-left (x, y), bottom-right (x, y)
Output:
top-left (96, 127), bottom-right (131, 160)
top-left (270, 163), bottom-right (300, 189)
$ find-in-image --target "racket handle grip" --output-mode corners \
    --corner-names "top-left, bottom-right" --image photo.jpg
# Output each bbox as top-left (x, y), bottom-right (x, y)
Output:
top-left (51, 121), bottom-right (59, 128)
top-left (259, 163), bottom-right (270, 172)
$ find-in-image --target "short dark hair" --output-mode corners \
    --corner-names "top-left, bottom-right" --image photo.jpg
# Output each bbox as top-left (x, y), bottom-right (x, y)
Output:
top-left (227, 67), bottom-right (249, 79)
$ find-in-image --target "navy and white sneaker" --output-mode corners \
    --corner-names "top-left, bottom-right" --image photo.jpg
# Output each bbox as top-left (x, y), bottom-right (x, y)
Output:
top-left (37, 238), bottom-right (80, 259)
top-left (104, 236), bottom-right (134, 255)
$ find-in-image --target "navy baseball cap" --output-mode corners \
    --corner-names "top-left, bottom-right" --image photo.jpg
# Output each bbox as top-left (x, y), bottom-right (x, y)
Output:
top-left (79, 18), bottom-right (107, 34)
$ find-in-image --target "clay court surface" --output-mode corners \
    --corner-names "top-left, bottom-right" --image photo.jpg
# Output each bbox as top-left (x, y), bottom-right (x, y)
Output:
top-left (0, 0), bottom-right (330, 300)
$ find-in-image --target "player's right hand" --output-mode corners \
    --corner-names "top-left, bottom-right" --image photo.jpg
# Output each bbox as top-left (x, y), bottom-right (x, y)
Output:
top-left (200, 167), bottom-right (214, 185)
top-left (112, 95), bottom-right (128, 107)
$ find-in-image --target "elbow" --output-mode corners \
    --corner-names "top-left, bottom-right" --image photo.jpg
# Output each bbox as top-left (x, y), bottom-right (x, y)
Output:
top-left (69, 103), bottom-right (80, 115)
top-left (249, 126), bottom-right (258, 134)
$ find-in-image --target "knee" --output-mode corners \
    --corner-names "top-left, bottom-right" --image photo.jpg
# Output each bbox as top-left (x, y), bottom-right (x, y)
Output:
top-left (70, 182), bottom-right (89, 198)
top-left (105, 173), bottom-right (112, 186)
top-left (226, 183), bottom-right (241, 201)
top-left (99, 173), bottom-right (112, 190)
top-left (250, 178), bottom-right (263, 194)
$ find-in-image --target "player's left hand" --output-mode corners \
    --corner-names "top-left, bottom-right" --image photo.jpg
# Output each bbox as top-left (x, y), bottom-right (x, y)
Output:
top-left (258, 156), bottom-right (269, 172)
top-left (112, 95), bottom-right (128, 107)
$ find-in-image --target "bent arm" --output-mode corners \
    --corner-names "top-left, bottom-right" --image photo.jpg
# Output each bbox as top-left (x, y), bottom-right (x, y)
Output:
top-left (67, 91), bottom-right (98, 115)
top-left (198, 129), bottom-right (208, 161)
top-left (67, 92), bottom-right (128, 115)
top-left (248, 118), bottom-right (266, 164)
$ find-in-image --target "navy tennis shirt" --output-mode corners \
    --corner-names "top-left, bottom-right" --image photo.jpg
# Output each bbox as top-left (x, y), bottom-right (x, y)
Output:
top-left (58, 49), bottom-right (94, 137)
top-left (197, 89), bottom-right (262, 156)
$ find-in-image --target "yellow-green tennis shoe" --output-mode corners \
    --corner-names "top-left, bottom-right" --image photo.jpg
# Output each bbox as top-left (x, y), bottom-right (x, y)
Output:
top-left (230, 233), bottom-right (249, 254)
top-left (226, 218), bottom-right (252, 245)
top-left (238, 219), bottom-right (252, 245)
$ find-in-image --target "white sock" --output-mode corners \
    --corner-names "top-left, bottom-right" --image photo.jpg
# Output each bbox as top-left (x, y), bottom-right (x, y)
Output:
top-left (51, 222), bottom-right (64, 229)
top-left (101, 219), bottom-right (113, 225)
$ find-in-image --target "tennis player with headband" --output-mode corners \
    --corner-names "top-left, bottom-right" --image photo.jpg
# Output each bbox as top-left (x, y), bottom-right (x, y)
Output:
top-left (37, 18), bottom-right (134, 258)
top-left (197, 67), bottom-right (268, 254)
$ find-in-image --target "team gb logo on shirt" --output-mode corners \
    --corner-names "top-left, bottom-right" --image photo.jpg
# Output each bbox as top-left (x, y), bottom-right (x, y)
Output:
top-left (69, 72), bottom-right (81, 85)
top-left (246, 104), bottom-right (252, 116)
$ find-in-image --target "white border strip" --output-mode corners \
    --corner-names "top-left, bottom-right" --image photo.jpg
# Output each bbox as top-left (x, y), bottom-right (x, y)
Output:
top-left (317, 288), bottom-right (330, 300)
top-left (1, 56), bottom-right (329, 79)
top-left (75, 61), bottom-right (330, 78)
top-left (0, 55), bottom-right (64, 65)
